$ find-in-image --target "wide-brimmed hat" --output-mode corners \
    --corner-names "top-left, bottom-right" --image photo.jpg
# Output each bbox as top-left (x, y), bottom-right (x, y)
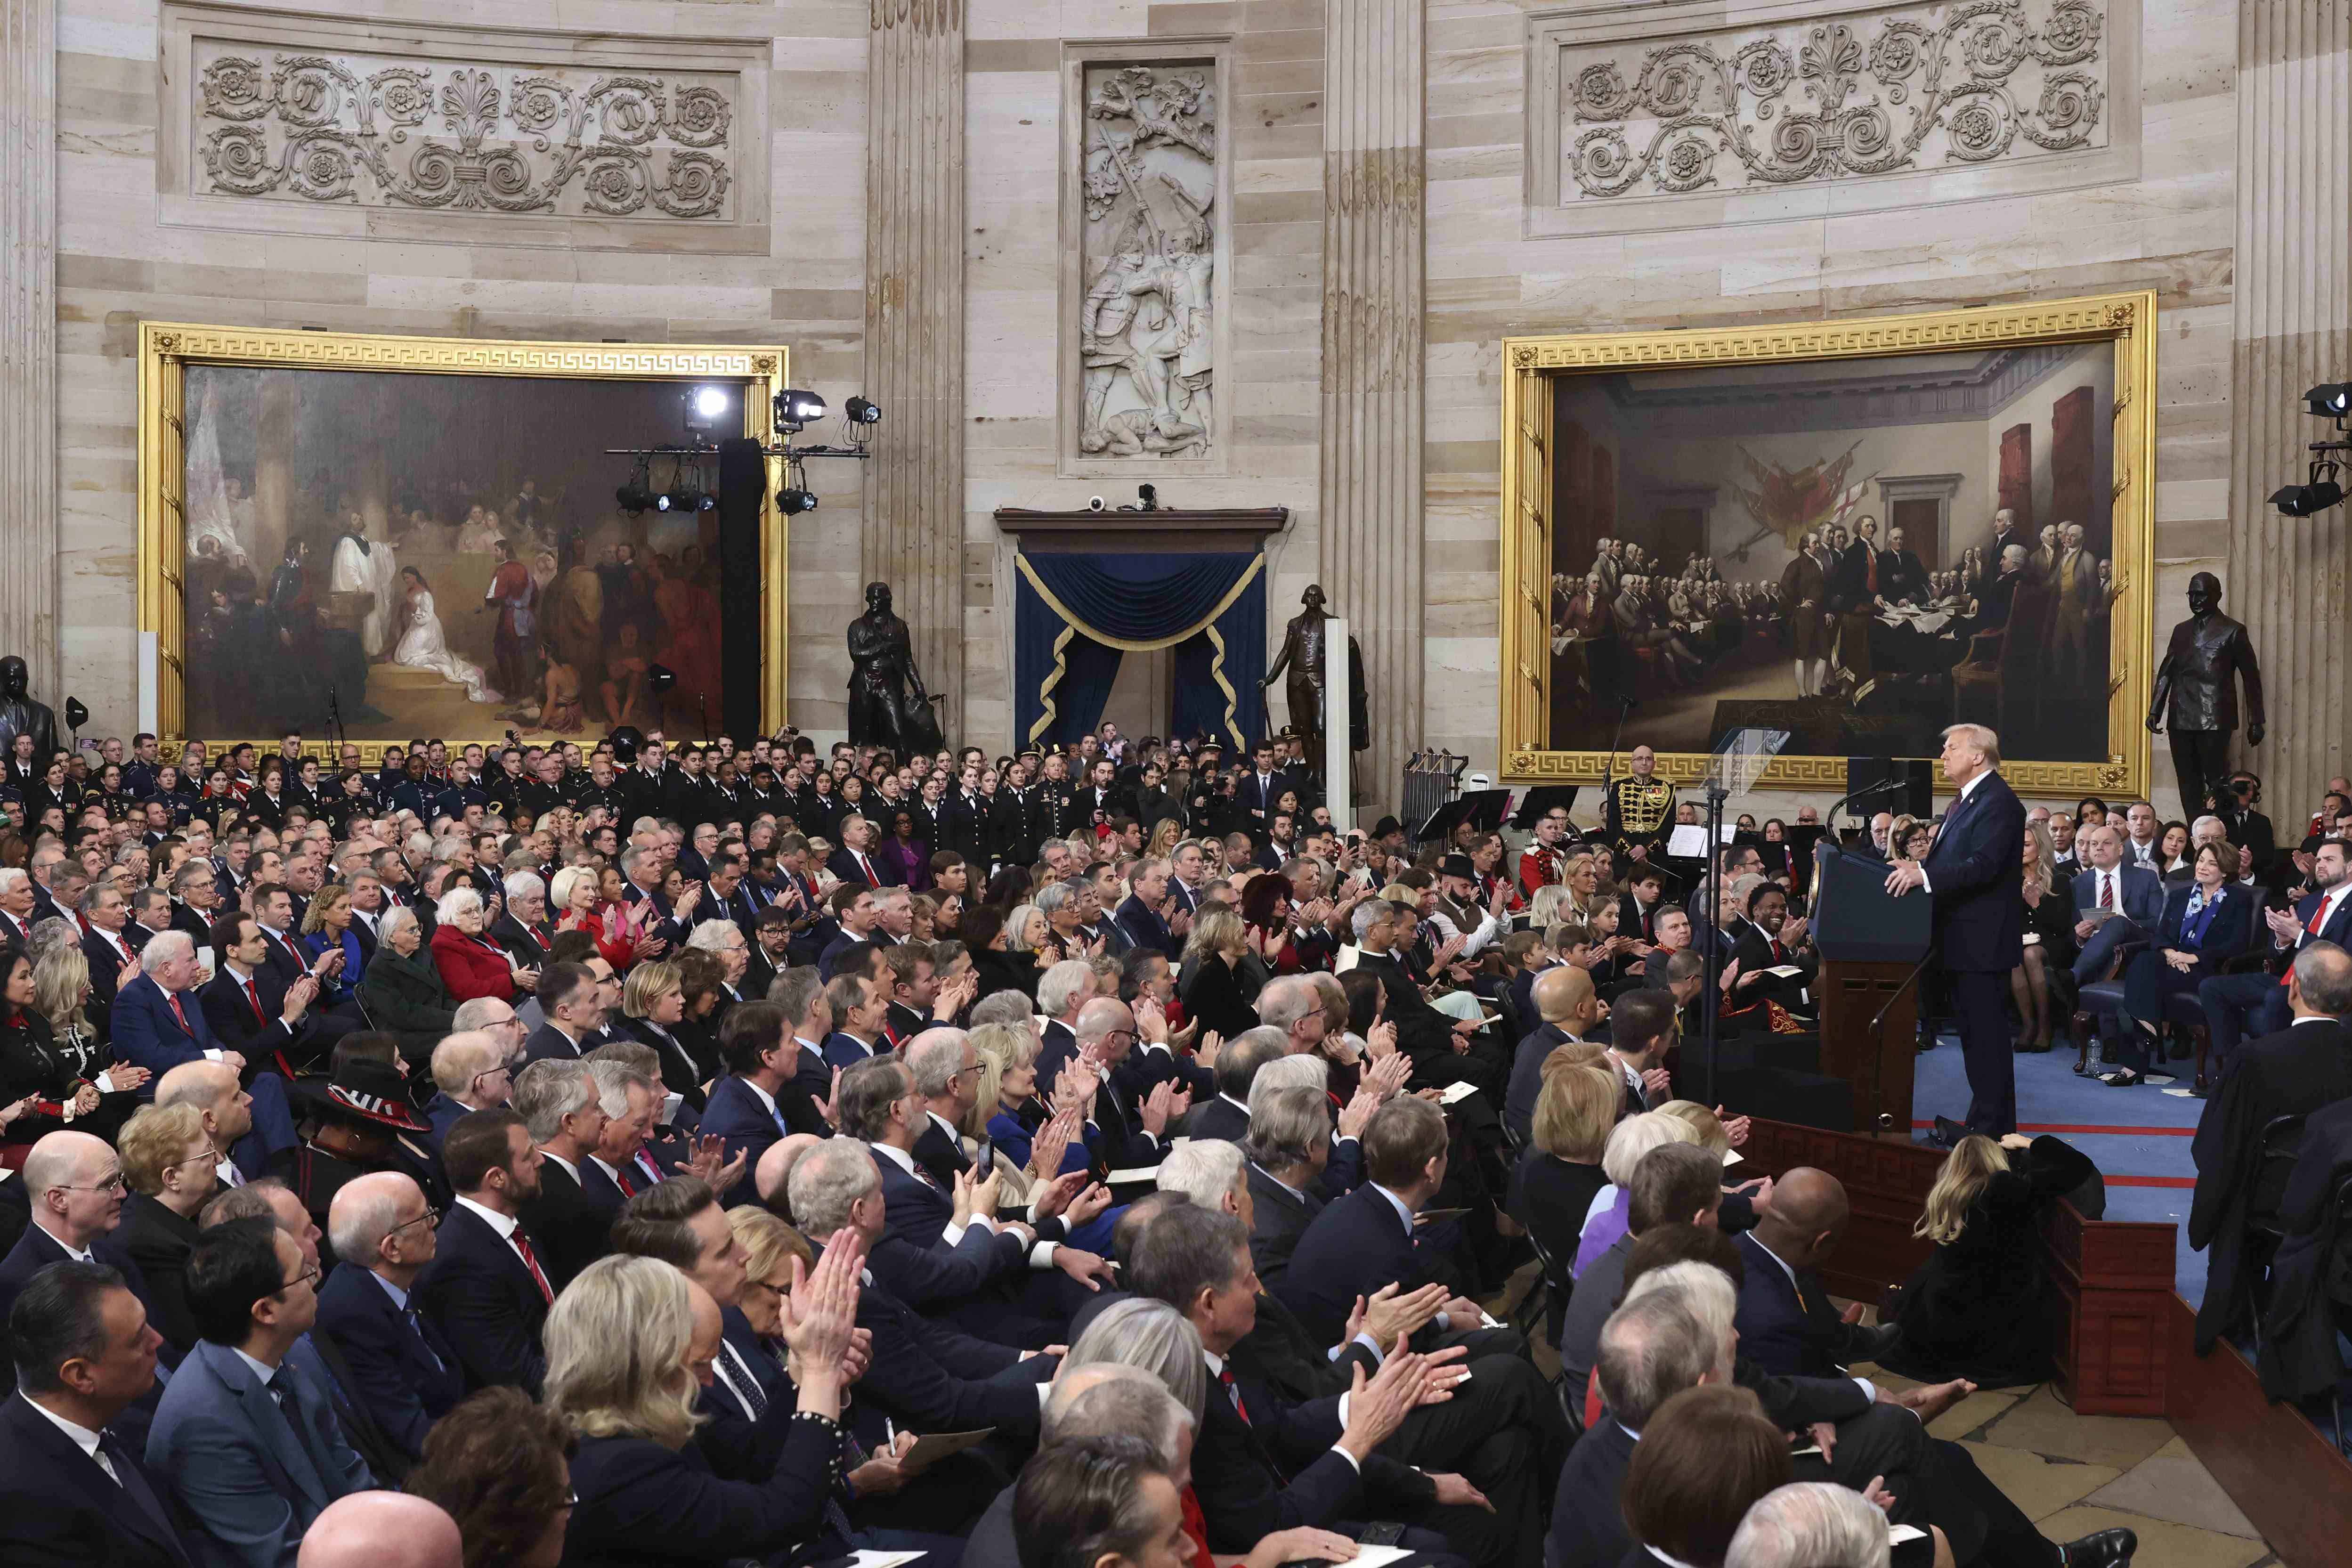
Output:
top-left (1438, 854), bottom-right (1479, 882)
top-left (306, 1056), bottom-right (431, 1133)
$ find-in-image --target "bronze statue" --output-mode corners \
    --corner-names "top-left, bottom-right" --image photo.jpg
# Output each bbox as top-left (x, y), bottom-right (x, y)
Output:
top-left (846, 583), bottom-right (939, 754)
top-left (2148, 571), bottom-right (2265, 810)
top-left (1260, 584), bottom-right (1368, 780)
top-left (0, 657), bottom-right (59, 763)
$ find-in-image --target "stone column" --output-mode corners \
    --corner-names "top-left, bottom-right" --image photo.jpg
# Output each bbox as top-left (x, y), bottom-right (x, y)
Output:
top-left (862, 0), bottom-right (965, 735)
top-left (1319, 0), bottom-right (1424, 809)
top-left (0, 0), bottom-right (57, 693)
top-left (2227, 3), bottom-right (2352, 811)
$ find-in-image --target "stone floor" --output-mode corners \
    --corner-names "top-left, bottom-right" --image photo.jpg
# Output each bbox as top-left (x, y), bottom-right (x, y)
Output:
top-left (1857, 1367), bottom-right (2275, 1568)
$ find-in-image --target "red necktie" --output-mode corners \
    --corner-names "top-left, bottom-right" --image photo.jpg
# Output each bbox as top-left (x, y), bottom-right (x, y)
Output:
top-left (1218, 1366), bottom-right (1251, 1425)
top-left (2285, 894), bottom-right (2336, 987)
top-left (168, 992), bottom-right (190, 1034)
top-left (243, 978), bottom-right (265, 1025)
top-left (2100, 874), bottom-right (2115, 911)
top-left (613, 1165), bottom-right (637, 1198)
top-left (511, 1231), bottom-right (555, 1303)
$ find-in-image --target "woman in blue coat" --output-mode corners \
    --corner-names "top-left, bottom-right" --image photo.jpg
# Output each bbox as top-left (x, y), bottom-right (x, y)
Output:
top-left (2108, 841), bottom-right (2252, 1085)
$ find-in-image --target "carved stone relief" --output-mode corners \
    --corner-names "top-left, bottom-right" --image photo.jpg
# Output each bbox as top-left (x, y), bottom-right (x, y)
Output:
top-left (1077, 65), bottom-right (1218, 460)
top-left (188, 41), bottom-right (735, 219)
top-left (1529, 0), bottom-right (2133, 234)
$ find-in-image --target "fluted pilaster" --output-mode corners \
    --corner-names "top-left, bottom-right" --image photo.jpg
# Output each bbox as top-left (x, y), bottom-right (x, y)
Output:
top-left (2227, 2), bottom-right (2352, 811)
top-left (0, 0), bottom-right (57, 695)
top-left (862, 0), bottom-right (965, 731)
top-left (1319, 0), bottom-right (1424, 810)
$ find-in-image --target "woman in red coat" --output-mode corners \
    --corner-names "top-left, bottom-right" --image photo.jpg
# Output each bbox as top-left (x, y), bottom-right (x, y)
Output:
top-left (430, 886), bottom-right (535, 1004)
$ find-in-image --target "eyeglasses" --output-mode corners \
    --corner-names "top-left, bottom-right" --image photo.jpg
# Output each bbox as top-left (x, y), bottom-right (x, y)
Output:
top-left (266, 1264), bottom-right (323, 1303)
top-left (165, 1150), bottom-right (222, 1174)
top-left (390, 1205), bottom-right (441, 1237)
top-left (61, 1171), bottom-right (127, 1194)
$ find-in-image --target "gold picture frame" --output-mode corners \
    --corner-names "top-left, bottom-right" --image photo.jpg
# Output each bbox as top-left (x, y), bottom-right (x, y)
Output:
top-left (137, 322), bottom-right (790, 756)
top-left (1498, 291), bottom-right (2157, 799)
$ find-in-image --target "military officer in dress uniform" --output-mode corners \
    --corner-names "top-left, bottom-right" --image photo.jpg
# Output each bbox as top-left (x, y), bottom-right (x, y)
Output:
top-left (1604, 744), bottom-right (1677, 870)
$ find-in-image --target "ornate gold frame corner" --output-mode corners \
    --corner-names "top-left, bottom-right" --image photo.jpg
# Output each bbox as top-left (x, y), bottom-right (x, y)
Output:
top-left (1498, 291), bottom-right (2157, 800)
top-left (136, 322), bottom-right (790, 756)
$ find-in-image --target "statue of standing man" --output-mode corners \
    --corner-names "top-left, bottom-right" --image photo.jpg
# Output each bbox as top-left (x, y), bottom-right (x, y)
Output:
top-left (847, 582), bottom-right (938, 753)
top-left (2148, 571), bottom-right (2265, 812)
top-left (1262, 584), bottom-right (1368, 782)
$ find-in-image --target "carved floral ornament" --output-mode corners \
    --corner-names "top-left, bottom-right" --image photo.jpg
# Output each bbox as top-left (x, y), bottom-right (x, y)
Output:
top-left (1561, 0), bottom-right (2105, 200)
top-left (194, 52), bottom-right (733, 218)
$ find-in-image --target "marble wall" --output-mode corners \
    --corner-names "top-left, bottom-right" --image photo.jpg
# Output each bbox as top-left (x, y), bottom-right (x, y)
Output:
top-left (50, 0), bottom-right (870, 735)
top-left (24, 0), bottom-right (2348, 820)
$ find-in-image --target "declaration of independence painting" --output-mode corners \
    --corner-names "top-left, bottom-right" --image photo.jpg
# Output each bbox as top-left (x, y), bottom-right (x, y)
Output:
top-left (1505, 295), bottom-right (2157, 793)
top-left (151, 331), bottom-right (780, 747)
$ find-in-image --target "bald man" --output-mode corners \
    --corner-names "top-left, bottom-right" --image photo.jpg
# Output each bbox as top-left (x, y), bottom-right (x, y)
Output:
top-left (316, 1173), bottom-right (467, 1469)
top-left (1506, 965), bottom-right (1599, 1149)
top-left (0, 1131), bottom-right (153, 1329)
top-left (755, 1131), bottom-right (827, 1214)
top-left (1732, 1168), bottom-right (1894, 1378)
top-left (297, 1491), bottom-right (463, 1568)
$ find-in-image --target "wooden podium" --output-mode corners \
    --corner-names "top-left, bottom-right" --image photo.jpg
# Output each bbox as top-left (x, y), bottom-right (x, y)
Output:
top-left (1816, 961), bottom-right (1919, 1135)
top-left (1810, 842), bottom-right (1933, 1137)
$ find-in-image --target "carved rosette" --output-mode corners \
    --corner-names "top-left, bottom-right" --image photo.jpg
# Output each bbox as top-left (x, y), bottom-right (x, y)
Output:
top-left (1560, 0), bottom-right (2107, 200)
top-left (191, 48), bottom-right (734, 219)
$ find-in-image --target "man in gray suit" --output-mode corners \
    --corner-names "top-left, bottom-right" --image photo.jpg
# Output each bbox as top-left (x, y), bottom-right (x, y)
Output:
top-left (147, 1217), bottom-right (374, 1565)
top-left (2071, 823), bottom-right (2165, 984)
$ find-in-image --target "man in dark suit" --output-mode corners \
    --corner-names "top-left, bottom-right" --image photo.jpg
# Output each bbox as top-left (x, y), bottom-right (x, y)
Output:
top-left (313, 1172), bottom-right (466, 1477)
top-left (1113, 859), bottom-right (1185, 959)
top-left (1189, 1029), bottom-right (1286, 1147)
top-left (2188, 941), bottom-right (2352, 1353)
top-left (511, 1059), bottom-right (616, 1292)
top-left (413, 1109), bottom-right (554, 1395)
top-left (2200, 838), bottom-right (2352, 1066)
top-left (700, 1000), bottom-right (830, 1204)
top-left (2070, 822), bottom-right (2168, 984)
top-left (1504, 965), bottom-right (1598, 1151)
top-left (0, 1261), bottom-right (195, 1566)
top-left (200, 912), bottom-right (324, 1078)
top-left (522, 961), bottom-right (601, 1064)
top-left (1234, 740), bottom-right (1286, 833)
top-left (490, 872), bottom-right (556, 973)
top-left (787, 1138), bottom-right (1059, 1442)
top-left (2259, 1092), bottom-right (2352, 1400)
top-left (827, 814), bottom-right (900, 889)
top-left (0, 1132), bottom-right (154, 1330)
top-left (1730, 1167), bottom-right (1895, 1379)
top-left (1885, 724), bottom-right (2028, 1140)
top-left (80, 884), bottom-right (143, 1019)
top-left (1277, 1097), bottom-right (1498, 1352)
top-left (1348, 899), bottom-right (1500, 1097)
top-left (1131, 1202), bottom-right (1500, 1564)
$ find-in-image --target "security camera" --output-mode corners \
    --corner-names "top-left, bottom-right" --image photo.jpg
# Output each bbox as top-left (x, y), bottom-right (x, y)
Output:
top-left (1088, 496), bottom-right (1106, 513)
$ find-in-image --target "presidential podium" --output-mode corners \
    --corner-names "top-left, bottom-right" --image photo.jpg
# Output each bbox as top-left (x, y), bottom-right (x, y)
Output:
top-left (1810, 841), bottom-right (1933, 1135)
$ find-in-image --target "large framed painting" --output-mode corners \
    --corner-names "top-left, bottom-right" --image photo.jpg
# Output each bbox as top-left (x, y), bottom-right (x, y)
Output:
top-left (138, 324), bottom-right (788, 752)
top-left (1499, 292), bottom-right (2157, 797)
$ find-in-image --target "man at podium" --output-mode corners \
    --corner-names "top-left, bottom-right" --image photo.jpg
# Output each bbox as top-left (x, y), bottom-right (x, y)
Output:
top-left (1883, 723), bottom-right (2027, 1140)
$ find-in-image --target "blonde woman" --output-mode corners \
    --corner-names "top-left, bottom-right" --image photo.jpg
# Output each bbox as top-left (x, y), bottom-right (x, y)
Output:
top-left (1179, 905), bottom-right (1258, 1040)
top-left (1517, 1059), bottom-right (1620, 1321)
top-left (1884, 1131), bottom-right (2096, 1387)
top-left (969, 1020), bottom-right (1095, 1187)
top-left (1145, 819), bottom-right (1183, 860)
top-left (2011, 817), bottom-right (2076, 1053)
top-left (117, 1101), bottom-right (216, 1350)
top-left (549, 1249), bottom-right (860, 1563)
top-left (30, 942), bottom-right (107, 1087)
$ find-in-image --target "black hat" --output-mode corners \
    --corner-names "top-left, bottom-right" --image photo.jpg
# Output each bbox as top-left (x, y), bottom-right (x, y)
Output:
top-left (1438, 854), bottom-right (1479, 882)
top-left (1371, 815), bottom-right (1404, 840)
top-left (305, 1057), bottom-right (430, 1133)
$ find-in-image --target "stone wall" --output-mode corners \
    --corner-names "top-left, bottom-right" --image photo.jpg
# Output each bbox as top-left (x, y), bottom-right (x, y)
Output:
top-left (51, 0), bottom-right (870, 736)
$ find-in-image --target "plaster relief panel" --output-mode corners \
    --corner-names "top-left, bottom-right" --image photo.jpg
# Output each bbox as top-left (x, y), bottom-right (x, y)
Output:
top-left (161, 4), bottom-right (770, 252)
top-left (1526, 0), bottom-right (2138, 236)
top-left (1060, 44), bottom-right (1233, 477)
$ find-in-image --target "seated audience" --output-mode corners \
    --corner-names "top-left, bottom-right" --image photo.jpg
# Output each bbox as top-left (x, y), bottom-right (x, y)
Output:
top-left (1727, 1483), bottom-right (1899, 1568)
top-left (1733, 1167), bottom-right (1897, 1379)
top-left (413, 1109), bottom-right (553, 1395)
top-left (405, 1386), bottom-right (576, 1568)
top-left (316, 1170), bottom-right (467, 1475)
top-left (1576, 1110), bottom-right (1701, 1275)
top-left (292, 1492), bottom-right (462, 1568)
top-left (1621, 1385), bottom-right (1794, 1568)
top-left (1506, 1055), bottom-right (1617, 1342)
top-left (1557, 1141), bottom-right (1724, 1399)
top-left (1504, 964), bottom-right (1601, 1150)
top-left (115, 1100), bottom-right (214, 1352)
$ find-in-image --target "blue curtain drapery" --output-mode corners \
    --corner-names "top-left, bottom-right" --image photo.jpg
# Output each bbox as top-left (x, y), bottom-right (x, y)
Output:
top-left (1013, 551), bottom-right (1266, 749)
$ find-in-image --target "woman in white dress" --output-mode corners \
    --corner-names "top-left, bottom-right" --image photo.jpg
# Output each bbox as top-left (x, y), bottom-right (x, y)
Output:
top-left (394, 567), bottom-right (501, 704)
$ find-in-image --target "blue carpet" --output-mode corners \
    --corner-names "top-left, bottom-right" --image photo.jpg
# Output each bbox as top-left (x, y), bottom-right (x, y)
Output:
top-left (1910, 1033), bottom-right (2207, 1302)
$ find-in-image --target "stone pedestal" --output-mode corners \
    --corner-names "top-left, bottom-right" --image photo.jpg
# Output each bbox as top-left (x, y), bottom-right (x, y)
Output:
top-left (862, 0), bottom-right (965, 738)
top-left (1318, 0), bottom-right (1425, 803)
top-left (0, 0), bottom-right (57, 695)
top-left (2228, 2), bottom-right (2352, 809)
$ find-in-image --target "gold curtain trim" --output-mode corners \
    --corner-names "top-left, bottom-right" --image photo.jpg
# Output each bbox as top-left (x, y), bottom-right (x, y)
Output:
top-left (1028, 622), bottom-right (1078, 746)
top-left (1204, 625), bottom-right (1242, 750)
top-left (1014, 552), bottom-right (1264, 652)
top-left (1018, 551), bottom-right (1264, 747)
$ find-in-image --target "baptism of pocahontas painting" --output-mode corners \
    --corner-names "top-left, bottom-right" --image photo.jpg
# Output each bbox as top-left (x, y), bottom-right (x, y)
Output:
top-left (1498, 293), bottom-right (2158, 797)
top-left (140, 326), bottom-right (787, 747)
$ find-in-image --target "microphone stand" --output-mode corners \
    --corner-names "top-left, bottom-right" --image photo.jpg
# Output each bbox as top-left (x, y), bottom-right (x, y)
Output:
top-left (1598, 696), bottom-right (1635, 849)
top-left (1867, 943), bottom-right (1940, 1132)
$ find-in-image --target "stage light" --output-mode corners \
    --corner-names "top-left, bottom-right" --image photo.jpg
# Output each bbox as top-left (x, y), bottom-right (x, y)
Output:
top-left (777, 487), bottom-right (819, 515)
top-left (844, 396), bottom-right (881, 424)
top-left (2305, 383), bottom-right (2352, 418)
top-left (659, 477), bottom-right (709, 513)
top-left (693, 386), bottom-right (730, 421)
top-left (2271, 473), bottom-right (2345, 516)
top-left (616, 459), bottom-right (654, 514)
top-left (773, 389), bottom-right (827, 431)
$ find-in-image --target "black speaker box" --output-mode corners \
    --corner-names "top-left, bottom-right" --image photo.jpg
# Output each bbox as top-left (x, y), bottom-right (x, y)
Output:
top-left (715, 437), bottom-right (768, 739)
top-left (1714, 1067), bottom-right (1854, 1133)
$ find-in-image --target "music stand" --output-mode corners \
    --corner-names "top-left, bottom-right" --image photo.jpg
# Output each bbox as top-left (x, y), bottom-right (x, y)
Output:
top-left (1698, 727), bottom-right (1790, 1105)
top-left (1509, 785), bottom-right (1580, 831)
